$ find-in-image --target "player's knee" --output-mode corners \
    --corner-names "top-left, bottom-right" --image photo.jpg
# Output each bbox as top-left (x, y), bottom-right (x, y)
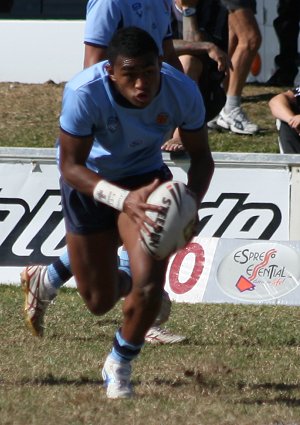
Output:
top-left (80, 289), bottom-right (116, 316)
top-left (181, 55), bottom-right (203, 75)
top-left (246, 31), bottom-right (262, 53)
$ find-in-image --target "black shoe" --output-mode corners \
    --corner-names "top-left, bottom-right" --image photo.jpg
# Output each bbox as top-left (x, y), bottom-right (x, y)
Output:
top-left (266, 71), bottom-right (296, 87)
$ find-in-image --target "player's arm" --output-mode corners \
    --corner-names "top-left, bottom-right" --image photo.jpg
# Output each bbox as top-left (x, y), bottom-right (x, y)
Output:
top-left (178, 0), bottom-right (202, 42)
top-left (171, 0), bottom-right (231, 74)
top-left (162, 38), bottom-right (184, 72)
top-left (178, 126), bottom-right (214, 205)
top-left (59, 130), bottom-right (100, 195)
top-left (269, 90), bottom-right (299, 125)
top-left (83, 44), bottom-right (108, 68)
top-left (173, 39), bottom-right (231, 73)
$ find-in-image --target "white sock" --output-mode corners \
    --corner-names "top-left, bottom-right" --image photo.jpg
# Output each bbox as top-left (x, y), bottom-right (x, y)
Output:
top-left (224, 95), bottom-right (241, 114)
top-left (43, 270), bottom-right (57, 297)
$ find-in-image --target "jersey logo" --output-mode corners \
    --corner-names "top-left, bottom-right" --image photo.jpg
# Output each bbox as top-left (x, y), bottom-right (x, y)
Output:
top-left (106, 116), bottom-right (119, 132)
top-left (132, 2), bottom-right (142, 18)
top-left (156, 113), bottom-right (169, 125)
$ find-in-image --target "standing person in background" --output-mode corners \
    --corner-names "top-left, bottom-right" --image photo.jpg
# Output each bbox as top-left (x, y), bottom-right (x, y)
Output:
top-left (267, 0), bottom-right (300, 87)
top-left (21, 0), bottom-right (187, 345)
top-left (83, 0), bottom-right (182, 71)
top-left (172, 0), bottom-right (230, 123)
top-left (269, 86), bottom-right (300, 153)
top-left (216, 0), bottom-right (261, 135)
top-left (57, 26), bottom-right (214, 398)
top-left (162, 0), bottom-right (231, 150)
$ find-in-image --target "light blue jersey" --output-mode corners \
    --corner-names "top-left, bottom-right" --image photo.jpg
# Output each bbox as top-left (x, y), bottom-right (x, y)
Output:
top-left (84, 0), bottom-right (173, 55)
top-left (59, 61), bottom-right (205, 181)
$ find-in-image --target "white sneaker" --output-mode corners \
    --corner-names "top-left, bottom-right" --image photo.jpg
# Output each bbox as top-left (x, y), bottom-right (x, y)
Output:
top-left (207, 115), bottom-right (219, 130)
top-left (102, 356), bottom-right (133, 399)
top-left (20, 265), bottom-right (56, 337)
top-left (217, 107), bottom-right (259, 135)
top-left (145, 326), bottom-right (186, 344)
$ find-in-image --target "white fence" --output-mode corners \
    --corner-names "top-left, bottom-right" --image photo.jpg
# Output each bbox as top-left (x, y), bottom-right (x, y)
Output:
top-left (0, 0), bottom-right (299, 83)
top-left (1, 148), bottom-right (300, 305)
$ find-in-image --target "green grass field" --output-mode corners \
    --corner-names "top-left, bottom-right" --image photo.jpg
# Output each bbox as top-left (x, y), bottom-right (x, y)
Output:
top-left (1, 285), bottom-right (300, 425)
top-left (1, 82), bottom-right (300, 424)
top-left (0, 82), bottom-right (284, 152)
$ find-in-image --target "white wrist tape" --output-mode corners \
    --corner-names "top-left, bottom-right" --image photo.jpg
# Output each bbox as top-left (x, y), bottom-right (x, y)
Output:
top-left (93, 180), bottom-right (129, 211)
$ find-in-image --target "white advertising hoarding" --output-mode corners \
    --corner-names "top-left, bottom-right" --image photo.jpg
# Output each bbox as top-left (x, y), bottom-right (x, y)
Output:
top-left (0, 149), bottom-right (296, 299)
top-left (165, 237), bottom-right (300, 306)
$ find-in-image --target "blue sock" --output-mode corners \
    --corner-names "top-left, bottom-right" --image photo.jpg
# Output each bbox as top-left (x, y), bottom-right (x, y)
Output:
top-left (118, 249), bottom-right (132, 278)
top-left (110, 329), bottom-right (144, 363)
top-left (47, 251), bottom-right (72, 290)
top-left (47, 248), bottom-right (131, 291)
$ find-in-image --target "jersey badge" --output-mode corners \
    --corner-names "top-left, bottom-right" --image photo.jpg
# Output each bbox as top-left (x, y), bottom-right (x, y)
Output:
top-left (156, 113), bottom-right (169, 125)
top-left (106, 116), bottom-right (119, 132)
top-left (132, 2), bottom-right (142, 18)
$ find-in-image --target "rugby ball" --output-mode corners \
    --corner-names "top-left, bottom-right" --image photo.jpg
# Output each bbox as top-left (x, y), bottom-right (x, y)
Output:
top-left (140, 181), bottom-right (198, 260)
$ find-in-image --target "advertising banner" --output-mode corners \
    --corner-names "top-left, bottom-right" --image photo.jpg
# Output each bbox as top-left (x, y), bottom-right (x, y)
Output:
top-left (0, 153), bottom-right (292, 292)
top-left (165, 237), bottom-right (300, 306)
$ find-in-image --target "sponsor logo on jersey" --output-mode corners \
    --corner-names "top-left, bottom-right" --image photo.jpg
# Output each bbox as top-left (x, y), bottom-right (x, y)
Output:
top-left (156, 112), bottom-right (169, 125)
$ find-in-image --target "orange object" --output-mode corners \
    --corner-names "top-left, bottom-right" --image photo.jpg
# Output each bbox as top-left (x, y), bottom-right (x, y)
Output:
top-left (251, 53), bottom-right (261, 76)
top-left (236, 275), bottom-right (255, 292)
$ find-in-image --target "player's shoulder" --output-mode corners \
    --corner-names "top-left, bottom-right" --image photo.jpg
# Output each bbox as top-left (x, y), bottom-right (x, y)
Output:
top-left (87, 0), bottom-right (118, 10)
top-left (66, 62), bottom-right (107, 93)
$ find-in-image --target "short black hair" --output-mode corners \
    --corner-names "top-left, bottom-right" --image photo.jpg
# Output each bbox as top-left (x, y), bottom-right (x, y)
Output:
top-left (107, 26), bottom-right (159, 65)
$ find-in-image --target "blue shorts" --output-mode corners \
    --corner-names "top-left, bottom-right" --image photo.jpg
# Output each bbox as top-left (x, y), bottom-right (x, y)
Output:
top-left (221, 0), bottom-right (256, 13)
top-left (60, 165), bottom-right (173, 234)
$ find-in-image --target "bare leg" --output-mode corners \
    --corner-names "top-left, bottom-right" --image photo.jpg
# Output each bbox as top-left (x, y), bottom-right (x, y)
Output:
top-left (217, 8), bottom-right (261, 134)
top-left (162, 54), bottom-right (203, 151)
top-left (118, 212), bottom-right (168, 344)
top-left (66, 228), bottom-right (122, 315)
top-left (226, 8), bottom-right (261, 97)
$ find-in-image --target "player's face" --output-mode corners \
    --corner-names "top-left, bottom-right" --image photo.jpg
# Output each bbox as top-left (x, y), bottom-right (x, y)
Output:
top-left (108, 53), bottom-right (162, 108)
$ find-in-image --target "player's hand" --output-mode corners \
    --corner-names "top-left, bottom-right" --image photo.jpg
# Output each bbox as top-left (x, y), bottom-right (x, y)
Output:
top-left (161, 137), bottom-right (185, 152)
top-left (289, 114), bottom-right (300, 133)
top-left (123, 179), bottom-right (163, 233)
top-left (207, 44), bottom-right (233, 74)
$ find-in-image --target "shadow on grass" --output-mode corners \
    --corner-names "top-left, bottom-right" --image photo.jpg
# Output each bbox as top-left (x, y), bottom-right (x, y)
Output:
top-left (243, 92), bottom-right (280, 103)
top-left (237, 381), bottom-right (300, 407)
top-left (14, 375), bottom-right (103, 386)
top-left (240, 396), bottom-right (300, 407)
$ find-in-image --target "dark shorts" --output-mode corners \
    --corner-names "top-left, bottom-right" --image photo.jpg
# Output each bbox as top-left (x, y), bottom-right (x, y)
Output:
top-left (221, 0), bottom-right (256, 13)
top-left (60, 165), bottom-right (173, 235)
top-left (278, 121), bottom-right (300, 154)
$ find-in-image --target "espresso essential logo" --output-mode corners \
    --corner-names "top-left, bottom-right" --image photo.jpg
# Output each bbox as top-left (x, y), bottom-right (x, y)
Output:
top-left (217, 242), bottom-right (300, 301)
